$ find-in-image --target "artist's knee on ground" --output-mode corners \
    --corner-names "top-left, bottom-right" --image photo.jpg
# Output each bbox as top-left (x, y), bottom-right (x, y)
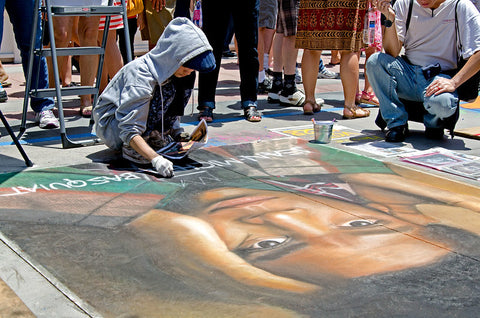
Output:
top-left (424, 93), bottom-right (458, 118)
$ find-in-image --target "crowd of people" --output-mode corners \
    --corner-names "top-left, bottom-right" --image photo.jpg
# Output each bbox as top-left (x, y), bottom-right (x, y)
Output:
top-left (1, 0), bottom-right (480, 176)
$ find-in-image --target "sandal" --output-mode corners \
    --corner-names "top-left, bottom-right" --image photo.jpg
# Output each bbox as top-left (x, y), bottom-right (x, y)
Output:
top-left (1, 81), bottom-right (12, 88)
top-left (355, 92), bottom-right (362, 105)
top-left (343, 105), bottom-right (370, 119)
top-left (80, 105), bottom-right (93, 117)
top-left (244, 106), bottom-right (262, 122)
top-left (198, 107), bottom-right (214, 122)
top-left (360, 90), bottom-right (379, 106)
top-left (302, 100), bottom-right (321, 115)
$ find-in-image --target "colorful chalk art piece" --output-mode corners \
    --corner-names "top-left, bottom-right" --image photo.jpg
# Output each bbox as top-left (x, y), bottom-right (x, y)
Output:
top-left (1, 139), bottom-right (479, 317)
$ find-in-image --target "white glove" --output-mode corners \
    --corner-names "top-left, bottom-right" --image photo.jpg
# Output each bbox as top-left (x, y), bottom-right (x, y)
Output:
top-left (151, 155), bottom-right (174, 177)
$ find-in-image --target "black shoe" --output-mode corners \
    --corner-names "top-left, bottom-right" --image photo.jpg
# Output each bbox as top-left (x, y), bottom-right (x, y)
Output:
top-left (222, 50), bottom-right (236, 58)
top-left (258, 77), bottom-right (272, 94)
top-left (385, 125), bottom-right (409, 142)
top-left (425, 127), bottom-right (445, 140)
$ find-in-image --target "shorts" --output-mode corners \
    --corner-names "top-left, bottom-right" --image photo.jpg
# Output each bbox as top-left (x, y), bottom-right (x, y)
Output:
top-left (259, 0), bottom-right (278, 29)
top-left (276, 0), bottom-right (300, 36)
top-left (99, 1), bottom-right (123, 30)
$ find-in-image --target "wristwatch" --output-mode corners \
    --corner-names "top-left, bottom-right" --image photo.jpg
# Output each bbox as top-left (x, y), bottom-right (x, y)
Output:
top-left (384, 19), bottom-right (393, 27)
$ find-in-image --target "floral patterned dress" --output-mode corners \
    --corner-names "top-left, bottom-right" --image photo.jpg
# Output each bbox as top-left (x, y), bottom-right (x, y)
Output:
top-left (295, 0), bottom-right (368, 52)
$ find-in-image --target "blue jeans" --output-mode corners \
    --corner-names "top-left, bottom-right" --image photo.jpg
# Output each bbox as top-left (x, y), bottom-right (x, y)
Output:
top-left (366, 53), bottom-right (458, 129)
top-left (198, 0), bottom-right (259, 110)
top-left (0, 0), bottom-right (55, 112)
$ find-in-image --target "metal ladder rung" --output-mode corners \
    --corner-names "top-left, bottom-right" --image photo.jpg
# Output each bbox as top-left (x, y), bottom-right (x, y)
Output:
top-left (30, 86), bottom-right (98, 98)
top-left (19, 0), bottom-right (132, 149)
top-left (50, 6), bottom-right (125, 15)
top-left (37, 47), bottom-right (104, 57)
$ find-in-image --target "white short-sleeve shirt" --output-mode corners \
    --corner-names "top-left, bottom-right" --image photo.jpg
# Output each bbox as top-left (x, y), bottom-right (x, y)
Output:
top-left (395, 0), bottom-right (480, 70)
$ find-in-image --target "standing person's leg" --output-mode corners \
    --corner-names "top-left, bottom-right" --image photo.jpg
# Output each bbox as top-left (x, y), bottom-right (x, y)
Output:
top-left (0, 0), bottom-right (4, 45)
top-left (359, 46), bottom-right (379, 106)
top-left (51, 16), bottom-right (74, 87)
top-left (173, 0), bottom-right (191, 19)
top-left (301, 49), bottom-right (322, 114)
top-left (117, 17), bottom-right (137, 64)
top-left (340, 50), bottom-right (369, 119)
top-left (222, 15), bottom-right (236, 57)
top-left (257, 0), bottom-right (277, 93)
top-left (232, 0), bottom-right (260, 107)
top-left (99, 29), bottom-right (123, 94)
top-left (329, 50), bottom-right (340, 65)
top-left (272, 0), bottom-right (304, 106)
top-left (6, 0), bottom-right (59, 128)
top-left (0, 0), bottom-right (6, 102)
top-left (268, 31), bottom-right (284, 102)
top-left (77, 15), bottom-right (100, 116)
top-left (197, 0), bottom-right (230, 122)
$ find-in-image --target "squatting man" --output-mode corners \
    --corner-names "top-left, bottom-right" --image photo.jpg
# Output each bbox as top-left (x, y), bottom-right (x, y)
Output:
top-left (367, 0), bottom-right (480, 142)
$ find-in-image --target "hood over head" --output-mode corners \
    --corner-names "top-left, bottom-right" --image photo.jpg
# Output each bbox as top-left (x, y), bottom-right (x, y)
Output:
top-left (143, 17), bottom-right (213, 83)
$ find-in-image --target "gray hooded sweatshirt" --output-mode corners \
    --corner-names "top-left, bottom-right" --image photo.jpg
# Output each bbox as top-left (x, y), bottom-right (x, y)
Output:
top-left (93, 17), bottom-right (212, 151)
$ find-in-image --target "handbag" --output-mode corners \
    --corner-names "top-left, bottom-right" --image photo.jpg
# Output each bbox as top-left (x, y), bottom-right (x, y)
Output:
top-left (126, 0), bottom-right (144, 18)
top-left (454, 0), bottom-right (480, 101)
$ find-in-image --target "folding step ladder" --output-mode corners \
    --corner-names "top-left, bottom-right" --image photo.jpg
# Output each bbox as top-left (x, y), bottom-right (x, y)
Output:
top-left (19, 0), bottom-right (132, 148)
top-left (0, 110), bottom-right (33, 167)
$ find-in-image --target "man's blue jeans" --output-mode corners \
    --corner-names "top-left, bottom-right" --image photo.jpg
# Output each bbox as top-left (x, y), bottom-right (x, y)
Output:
top-left (198, 0), bottom-right (259, 110)
top-left (0, 0), bottom-right (55, 113)
top-left (366, 53), bottom-right (458, 129)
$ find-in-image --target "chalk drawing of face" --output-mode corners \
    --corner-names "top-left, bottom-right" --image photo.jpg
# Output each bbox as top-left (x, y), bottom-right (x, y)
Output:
top-left (195, 187), bottom-right (447, 281)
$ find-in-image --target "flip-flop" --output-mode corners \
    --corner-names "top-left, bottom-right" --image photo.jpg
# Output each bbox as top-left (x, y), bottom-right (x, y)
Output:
top-left (302, 100), bottom-right (321, 115)
top-left (1, 81), bottom-right (12, 88)
top-left (80, 105), bottom-right (93, 117)
top-left (198, 107), bottom-right (213, 123)
top-left (244, 106), bottom-right (262, 122)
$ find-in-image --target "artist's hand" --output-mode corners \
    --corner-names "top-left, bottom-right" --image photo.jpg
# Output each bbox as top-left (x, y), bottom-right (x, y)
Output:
top-left (425, 77), bottom-right (456, 97)
top-left (151, 155), bottom-right (174, 177)
top-left (149, 0), bottom-right (166, 12)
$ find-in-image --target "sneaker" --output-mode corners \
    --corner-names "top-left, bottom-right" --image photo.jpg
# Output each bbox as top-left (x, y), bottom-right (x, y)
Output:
top-left (122, 144), bottom-right (150, 164)
top-left (34, 109), bottom-right (59, 129)
top-left (279, 89), bottom-right (306, 107)
top-left (318, 68), bottom-right (339, 79)
top-left (0, 83), bottom-right (7, 103)
top-left (258, 77), bottom-right (272, 94)
top-left (295, 68), bottom-right (302, 84)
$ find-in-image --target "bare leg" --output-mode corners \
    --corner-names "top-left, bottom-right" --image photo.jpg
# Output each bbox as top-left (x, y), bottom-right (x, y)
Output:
top-left (99, 29), bottom-right (124, 93)
top-left (301, 49), bottom-right (322, 114)
top-left (359, 47), bottom-right (380, 105)
top-left (258, 27), bottom-right (265, 72)
top-left (77, 16), bottom-right (100, 114)
top-left (50, 16), bottom-right (74, 87)
top-left (340, 51), bottom-right (369, 119)
top-left (272, 32), bottom-right (283, 73)
top-left (282, 35), bottom-right (298, 75)
top-left (301, 49), bottom-right (321, 102)
top-left (330, 50), bottom-right (341, 65)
